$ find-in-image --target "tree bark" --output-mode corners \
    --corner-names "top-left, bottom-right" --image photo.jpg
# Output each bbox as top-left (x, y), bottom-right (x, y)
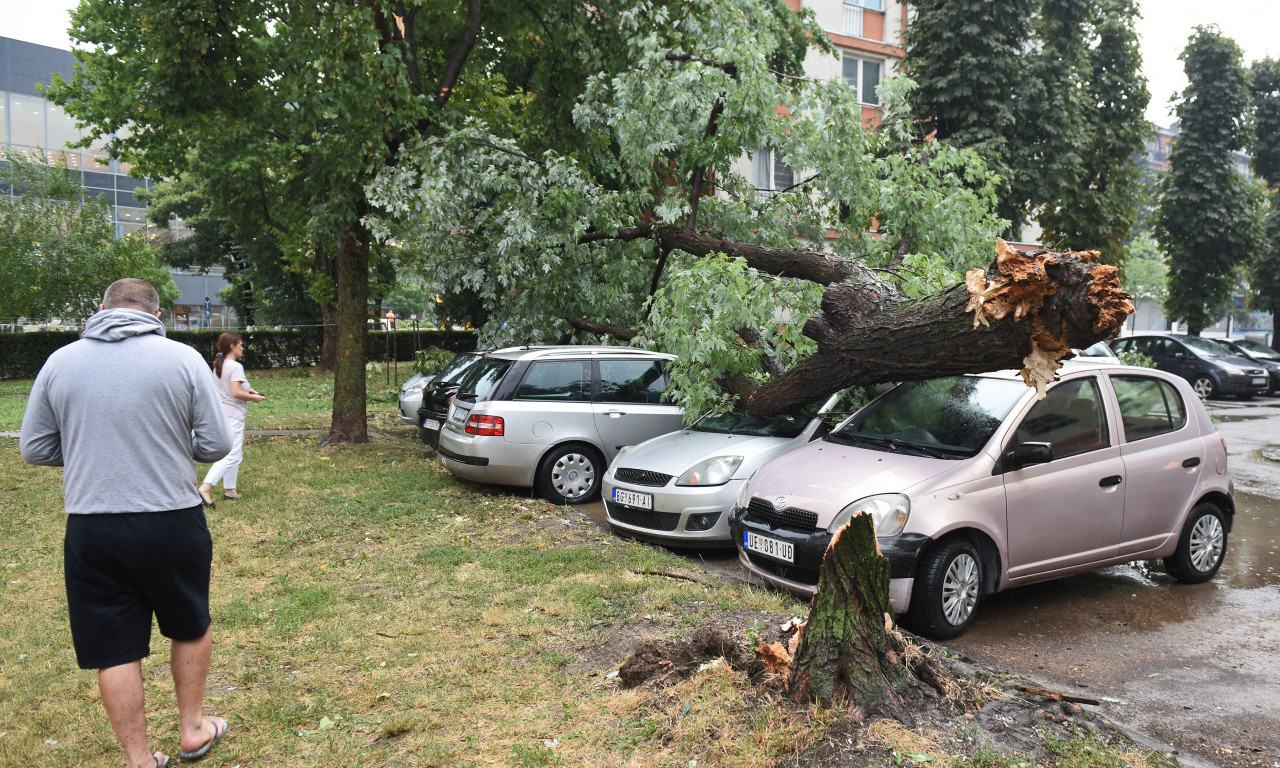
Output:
top-left (323, 222), bottom-right (371, 445)
top-left (789, 512), bottom-right (905, 708)
top-left (746, 240), bottom-right (1133, 415)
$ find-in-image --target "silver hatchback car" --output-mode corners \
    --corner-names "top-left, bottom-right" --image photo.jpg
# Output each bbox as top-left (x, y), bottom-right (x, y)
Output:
top-left (730, 362), bottom-right (1234, 639)
top-left (437, 346), bottom-right (684, 504)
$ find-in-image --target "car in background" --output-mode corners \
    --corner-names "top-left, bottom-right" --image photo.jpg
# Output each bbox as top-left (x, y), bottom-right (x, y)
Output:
top-left (1219, 338), bottom-right (1280, 396)
top-left (601, 391), bottom-right (855, 547)
top-left (398, 371), bottom-right (440, 425)
top-left (1110, 334), bottom-right (1268, 399)
top-left (415, 351), bottom-right (486, 447)
top-left (1074, 340), bottom-right (1122, 363)
top-left (437, 346), bottom-right (684, 504)
top-left (729, 361), bottom-right (1233, 639)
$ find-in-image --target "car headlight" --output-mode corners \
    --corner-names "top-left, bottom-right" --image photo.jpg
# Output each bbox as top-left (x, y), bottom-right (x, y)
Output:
top-left (402, 377), bottom-right (431, 395)
top-left (607, 445), bottom-right (636, 475)
top-left (676, 455), bottom-right (744, 486)
top-left (826, 493), bottom-right (910, 536)
top-left (1220, 365), bottom-right (1244, 375)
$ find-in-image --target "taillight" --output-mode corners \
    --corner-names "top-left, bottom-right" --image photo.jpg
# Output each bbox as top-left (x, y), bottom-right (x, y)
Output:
top-left (465, 414), bottom-right (504, 436)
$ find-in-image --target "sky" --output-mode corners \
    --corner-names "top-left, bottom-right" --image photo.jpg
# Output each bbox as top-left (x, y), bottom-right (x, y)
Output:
top-left (1, 0), bottom-right (1278, 128)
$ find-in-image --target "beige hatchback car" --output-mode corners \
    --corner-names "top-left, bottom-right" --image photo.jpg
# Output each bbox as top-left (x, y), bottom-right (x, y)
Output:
top-left (730, 361), bottom-right (1234, 638)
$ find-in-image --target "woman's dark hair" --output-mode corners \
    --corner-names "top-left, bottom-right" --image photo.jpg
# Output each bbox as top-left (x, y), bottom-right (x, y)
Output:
top-left (213, 332), bottom-right (243, 378)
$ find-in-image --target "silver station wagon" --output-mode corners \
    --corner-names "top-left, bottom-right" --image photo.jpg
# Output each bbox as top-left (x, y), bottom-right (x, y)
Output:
top-left (730, 361), bottom-right (1234, 639)
top-left (437, 346), bottom-right (684, 504)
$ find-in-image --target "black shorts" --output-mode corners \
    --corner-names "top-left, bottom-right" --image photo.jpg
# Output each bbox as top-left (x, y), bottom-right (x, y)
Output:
top-left (64, 504), bottom-right (213, 669)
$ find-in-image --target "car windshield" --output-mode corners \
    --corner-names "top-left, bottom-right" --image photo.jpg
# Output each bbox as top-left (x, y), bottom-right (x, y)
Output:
top-left (434, 353), bottom-right (481, 384)
top-left (827, 376), bottom-right (1028, 458)
top-left (693, 411), bottom-right (811, 438)
top-left (454, 358), bottom-right (513, 401)
top-left (1182, 337), bottom-right (1233, 356)
top-left (1232, 339), bottom-right (1280, 359)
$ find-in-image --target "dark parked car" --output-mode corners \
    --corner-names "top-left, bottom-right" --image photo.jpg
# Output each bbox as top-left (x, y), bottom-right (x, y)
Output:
top-left (416, 351), bottom-right (485, 447)
top-left (1110, 334), bottom-right (1269, 399)
top-left (1220, 338), bottom-right (1280, 396)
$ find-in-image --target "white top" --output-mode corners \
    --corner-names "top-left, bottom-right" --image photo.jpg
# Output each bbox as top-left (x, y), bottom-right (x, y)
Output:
top-left (217, 358), bottom-right (250, 420)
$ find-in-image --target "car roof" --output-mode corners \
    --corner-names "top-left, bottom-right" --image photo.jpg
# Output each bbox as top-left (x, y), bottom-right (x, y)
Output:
top-left (482, 345), bottom-right (675, 362)
top-left (962, 359), bottom-right (1175, 382)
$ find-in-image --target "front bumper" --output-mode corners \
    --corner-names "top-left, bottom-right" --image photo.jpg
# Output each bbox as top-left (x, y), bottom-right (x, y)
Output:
top-left (728, 505), bottom-right (931, 610)
top-left (601, 474), bottom-right (740, 546)
top-left (1217, 371), bottom-right (1270, 396)
top-left (398, 392), bottom-right (422, 425)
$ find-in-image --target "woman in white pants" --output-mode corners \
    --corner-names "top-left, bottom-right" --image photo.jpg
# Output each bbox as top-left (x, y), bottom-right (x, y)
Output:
top-left (199, 333), bottom-right (265, 506)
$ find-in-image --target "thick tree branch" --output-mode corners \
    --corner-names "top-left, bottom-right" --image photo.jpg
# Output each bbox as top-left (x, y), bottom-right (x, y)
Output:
top-left (435, 0), bottom-right (484, 109)
top-left (567, 316), bottom-right (636, 341)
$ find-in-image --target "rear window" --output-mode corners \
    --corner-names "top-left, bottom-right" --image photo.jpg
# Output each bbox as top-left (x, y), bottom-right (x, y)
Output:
top-left (1111, 375), bottom-right (1187, 441)
top-left (455, 358), bottom-right (513, 402)
top-left (434, 353), bottom-right (480, 384)
top-left (599, 360), bottom-right (666, 404)
top-left (515, 361), bottom-right (589, 400)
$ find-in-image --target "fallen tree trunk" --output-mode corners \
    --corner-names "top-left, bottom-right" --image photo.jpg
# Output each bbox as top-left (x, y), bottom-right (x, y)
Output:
top-left (742, 239), bottom-right (1133, 415)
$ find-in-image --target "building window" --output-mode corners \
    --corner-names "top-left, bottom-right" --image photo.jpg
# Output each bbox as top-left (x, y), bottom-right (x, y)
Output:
top-left (752, 148), bottom-right (794, 193)
top-left (842, 55), bottom-right (882, 106)
top-left (9, 94), bottom-right (45, 148)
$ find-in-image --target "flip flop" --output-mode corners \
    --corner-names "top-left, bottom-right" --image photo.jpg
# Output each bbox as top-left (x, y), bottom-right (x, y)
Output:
top-left (153, 754), bottom-right (170, 768)
top-left (178, 716), bottom-right (227, 762)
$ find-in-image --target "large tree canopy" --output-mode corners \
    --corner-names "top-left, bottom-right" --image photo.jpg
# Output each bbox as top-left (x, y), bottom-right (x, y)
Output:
top-left (1156, 26), bottom-right (1265, 335)
top-left (367, 0), bottom-right (1132, 419)
top-left (1249, 58), bottom-right (1280, 324)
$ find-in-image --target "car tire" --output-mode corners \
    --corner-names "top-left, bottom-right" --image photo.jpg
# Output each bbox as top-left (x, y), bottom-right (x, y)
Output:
top-left (1163, 502), bottom-right (1227, 583)
top-left (537, 444), bottom-right (604, 505)
top-left (1191, 375), bottom-right (1216, 400)
top-left (907, 538), bottom-right (983, 640)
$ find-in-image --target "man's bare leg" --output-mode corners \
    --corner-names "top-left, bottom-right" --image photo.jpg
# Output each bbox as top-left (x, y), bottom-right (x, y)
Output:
top-left (99, 661), bottom-right (165, 768)
top-left (172, 627), bottom-right (220, 753)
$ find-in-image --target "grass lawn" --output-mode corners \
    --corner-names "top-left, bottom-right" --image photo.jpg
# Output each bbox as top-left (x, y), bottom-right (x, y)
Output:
top-left (0, 368), bottom-right (1177, 767)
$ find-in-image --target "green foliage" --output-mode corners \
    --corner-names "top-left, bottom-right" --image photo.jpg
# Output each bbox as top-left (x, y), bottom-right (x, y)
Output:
top-left (905, 0), bottom-right (1149, 252)
top-left (0, 150), bottom-right (178, 321)
top-left (1116, 349), bottom-right (1156, 368)
top-left (1156, 26), bottom-right (1267, 333)
top-left (1118, 232), bottom-right (1169, 305)
top-left (366, 1), bottom-right (1006, 419)
top-left (1251, 58), bottom-right (1280, 187)
top-left (412, 347), bottom-right (461, 377)
top-left (1036, 0), bottom-right (1150, 263)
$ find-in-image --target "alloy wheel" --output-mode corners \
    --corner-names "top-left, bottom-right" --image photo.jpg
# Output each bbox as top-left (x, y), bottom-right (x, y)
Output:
top-left (1189, 513), bottom-right (1225, 573)
top-left (941, 553), bottom-right (980, 626)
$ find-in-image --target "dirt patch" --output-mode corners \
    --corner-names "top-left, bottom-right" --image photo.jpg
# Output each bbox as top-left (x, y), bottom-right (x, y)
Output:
top-left (601, 620), bottom-right (1180, 768)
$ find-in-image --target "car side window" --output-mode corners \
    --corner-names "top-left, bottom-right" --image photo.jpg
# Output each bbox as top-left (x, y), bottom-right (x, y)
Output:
top-left (1111, 375), bottom-right (1188, 441)
top-left (514, 361), bottom-right (589, 400)
top-left (1012, 377), bottom-right (1108, 459)
top-left (599, 360), bottom-right (666, 404)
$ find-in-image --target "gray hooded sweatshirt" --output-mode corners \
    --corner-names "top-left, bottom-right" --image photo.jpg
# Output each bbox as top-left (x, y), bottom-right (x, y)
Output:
top-left (20, 308), bottom-right (231, 514)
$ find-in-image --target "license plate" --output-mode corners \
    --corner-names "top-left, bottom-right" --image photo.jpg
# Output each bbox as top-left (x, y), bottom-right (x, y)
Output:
top-left (744, 531), bottom-right (794, 563)
top-left (612, 488), bottom-right (652, 509)
top-left (448, 407), bottom-right (467, 425)
top-left (422, 418), bottom-right (441, 431)
top-left (1253, 377), bottom-right (1268, 387)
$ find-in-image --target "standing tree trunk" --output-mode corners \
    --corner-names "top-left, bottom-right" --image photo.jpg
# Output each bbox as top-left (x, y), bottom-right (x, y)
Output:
top-left (324, 222), bottom-right (371, 445)
top-left (319, 303), bottom-right (339, 373)
top-left (789, 512), bottom-right (905, 708)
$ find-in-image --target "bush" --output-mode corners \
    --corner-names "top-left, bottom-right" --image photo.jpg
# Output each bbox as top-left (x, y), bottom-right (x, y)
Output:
top-left (0, 328), bottom-right (477, 379)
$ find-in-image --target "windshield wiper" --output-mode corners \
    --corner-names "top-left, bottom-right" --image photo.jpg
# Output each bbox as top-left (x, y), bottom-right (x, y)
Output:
top-left (826, 433), bottom-right (957, 459)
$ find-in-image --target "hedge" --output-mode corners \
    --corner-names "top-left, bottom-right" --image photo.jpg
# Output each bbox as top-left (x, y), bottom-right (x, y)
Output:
top-left (0, 328), bottom-right (477, 379)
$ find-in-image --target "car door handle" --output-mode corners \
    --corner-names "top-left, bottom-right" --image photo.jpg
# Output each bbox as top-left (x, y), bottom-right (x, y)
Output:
top-left (604, 410), bottom-right (626, 418)
top-left (1099, 475), bottom-right (1122, 487)
top-left (1182, 457), bottom-right (1201, 468)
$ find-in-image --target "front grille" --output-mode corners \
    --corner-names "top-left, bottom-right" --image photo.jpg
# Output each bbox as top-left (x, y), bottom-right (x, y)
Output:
top-left (614, 468), bottom-right (674, 487)
top-left (745, 552), bottom-right (820, 587)
top-left (606, 501), bottom-right (680, 531)
top-left (745, 497), bottom-right (819, 531)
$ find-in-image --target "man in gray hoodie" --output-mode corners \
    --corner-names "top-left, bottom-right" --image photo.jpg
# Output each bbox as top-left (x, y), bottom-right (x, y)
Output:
top-left (21, 279), bottom-right (233, 768)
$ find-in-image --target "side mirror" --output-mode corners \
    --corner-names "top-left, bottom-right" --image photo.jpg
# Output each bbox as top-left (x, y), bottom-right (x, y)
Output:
top-left (1004, 442), bottom-right (1053, 471)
